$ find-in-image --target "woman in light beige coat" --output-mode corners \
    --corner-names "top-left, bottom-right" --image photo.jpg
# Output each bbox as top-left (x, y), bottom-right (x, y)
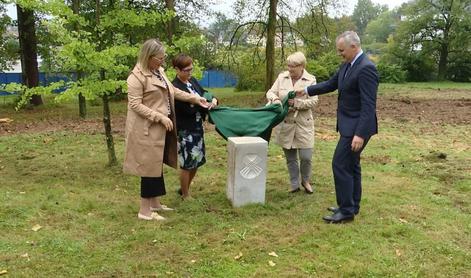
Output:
top-left (266, 52), bottom-right (318, 194)
top-left (123, 39), bottom-right (208, 221)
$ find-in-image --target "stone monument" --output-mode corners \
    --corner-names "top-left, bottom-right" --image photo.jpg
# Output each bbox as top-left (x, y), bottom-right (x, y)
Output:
top-left (227, 137), bottom-right (267, 207)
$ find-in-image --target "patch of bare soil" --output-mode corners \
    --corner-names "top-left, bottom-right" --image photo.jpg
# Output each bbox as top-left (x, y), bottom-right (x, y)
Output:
top-left (315, 95), bottom-right (471, 125)
top-left (1, 95), bottom-right (470, 136)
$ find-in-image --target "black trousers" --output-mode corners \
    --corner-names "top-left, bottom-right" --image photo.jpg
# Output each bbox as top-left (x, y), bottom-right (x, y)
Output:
top-left (332, 136), bottom-right (370, 216)
top-left (141, 175), bottom-right (166, 198)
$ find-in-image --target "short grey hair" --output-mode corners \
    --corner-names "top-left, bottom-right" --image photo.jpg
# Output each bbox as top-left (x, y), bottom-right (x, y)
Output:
top-left (336, 31), bottom-right (361, 47)
top-left (287, 51), bottom-right (307, 66)
top-left (137, 38), bottom-right (165, 72)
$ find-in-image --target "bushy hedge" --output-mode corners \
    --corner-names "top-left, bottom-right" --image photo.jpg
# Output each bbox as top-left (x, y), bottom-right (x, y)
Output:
top-left (377, 62), bottom-right (407, 83)
top-left (306, 51), bottom-right (341, 82)
top-left (234, 61), bottom-right (266, 91)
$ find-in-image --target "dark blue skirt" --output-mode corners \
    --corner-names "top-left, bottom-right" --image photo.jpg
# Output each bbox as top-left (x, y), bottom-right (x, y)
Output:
top-left (177, 129), bottom-right (206, 170)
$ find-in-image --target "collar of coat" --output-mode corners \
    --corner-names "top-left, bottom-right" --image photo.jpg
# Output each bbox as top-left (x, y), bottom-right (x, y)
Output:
top-left (280, 69), bottom-right (315, 82)
top-left (132, 64), bottom-right (169, 89)
top-left (133, 64), bottom-right (165, 77)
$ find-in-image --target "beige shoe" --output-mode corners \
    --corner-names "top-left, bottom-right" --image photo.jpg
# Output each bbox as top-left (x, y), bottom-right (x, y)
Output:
top-left (151, 204), bottom-right (175, 212)
top-left (138, 212), bottom-right (166, 221)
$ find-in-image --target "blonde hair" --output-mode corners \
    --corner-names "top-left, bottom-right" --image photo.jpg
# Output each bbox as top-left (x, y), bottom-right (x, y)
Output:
top-left (287, 52), bottom-right (306, 67)
top-left (137, 38), bottom-right (165, 72)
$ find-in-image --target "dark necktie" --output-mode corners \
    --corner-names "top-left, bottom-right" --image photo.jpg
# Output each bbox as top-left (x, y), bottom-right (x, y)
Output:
top-left (344, 63), bottom-right (351, 78)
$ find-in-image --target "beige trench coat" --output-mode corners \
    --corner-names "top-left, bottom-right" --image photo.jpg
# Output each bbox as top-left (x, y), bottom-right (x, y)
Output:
top-left (123, 65), bottom-right (202, 177)
top-left (266, 70), bottom-right (318, 149)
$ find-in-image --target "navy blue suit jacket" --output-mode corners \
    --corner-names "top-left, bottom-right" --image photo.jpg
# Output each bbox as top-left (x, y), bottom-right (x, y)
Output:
top-left (306, 53), bottom-right (378, 139)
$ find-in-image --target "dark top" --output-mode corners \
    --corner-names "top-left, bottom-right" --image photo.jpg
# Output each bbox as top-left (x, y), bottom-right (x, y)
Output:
top-left (172, 76), bottom-right (208, 132)
top-left (306, 53), bottom-right (378, 139)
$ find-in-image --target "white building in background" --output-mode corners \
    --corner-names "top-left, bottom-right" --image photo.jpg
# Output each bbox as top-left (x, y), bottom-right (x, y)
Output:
top-left (245, 32), bottom-right (304, 48)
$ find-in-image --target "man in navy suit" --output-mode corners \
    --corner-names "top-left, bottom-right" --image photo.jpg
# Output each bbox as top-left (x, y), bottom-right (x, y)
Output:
top-left (296, 31), bottom-right (378, 223)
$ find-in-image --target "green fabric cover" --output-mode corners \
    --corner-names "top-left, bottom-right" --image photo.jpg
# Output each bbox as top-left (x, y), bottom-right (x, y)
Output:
top-left (207, 91), bottom-right (295, 141)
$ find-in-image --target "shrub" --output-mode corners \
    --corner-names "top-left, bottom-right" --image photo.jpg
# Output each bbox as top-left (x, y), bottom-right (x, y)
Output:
top-left (232, 54), bottom-right (267, 92)
top-left (307, 51), bottom-right (341, 82)
top-left (377, 62), bottom-right (407, 83)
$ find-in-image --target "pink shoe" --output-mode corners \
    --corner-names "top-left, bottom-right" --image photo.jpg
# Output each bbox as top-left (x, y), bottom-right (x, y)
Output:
top-left (138, 212), bottom-right (166, 221)
top-left (151, 204), bottom-right (175, 212)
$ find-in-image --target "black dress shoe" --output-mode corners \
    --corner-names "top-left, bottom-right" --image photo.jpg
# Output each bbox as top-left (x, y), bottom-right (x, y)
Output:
top-left (177, 188), bottom-right (182, 196)
top-left (327, 206), bottom-right (359, 215)
top-left (288, 187), bottom-right (301, 193)
top-left (327, 206), bottom-right (339, 213)
top-left (301, 182), bottom-right (314, 194)
top-left (322, 211), bottom-right (354, 223)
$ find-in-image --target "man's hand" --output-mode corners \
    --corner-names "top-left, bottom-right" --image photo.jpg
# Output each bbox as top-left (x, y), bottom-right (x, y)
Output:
top-left (160, 117), bottom-right (173, 131)
top-left (351, 135), bottom-right (364, 152)
top-left (295, 89), bottom-right (306, 97)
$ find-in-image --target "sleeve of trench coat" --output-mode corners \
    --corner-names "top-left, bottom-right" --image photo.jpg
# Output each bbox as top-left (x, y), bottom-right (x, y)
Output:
top-left (127, 74), bottom-right (168, 123)
top-left (265, 76), bottom-right (281, 102)
top-left (293, 77), bottom-right (318, 110)
top-left (173, 85), bottom-right (202, 104)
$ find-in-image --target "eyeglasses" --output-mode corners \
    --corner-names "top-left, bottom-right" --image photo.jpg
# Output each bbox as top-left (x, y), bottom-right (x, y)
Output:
top-left (152, 54), bottom-right (167, 62)
top-left (181, 67), bottom-right (193, 73)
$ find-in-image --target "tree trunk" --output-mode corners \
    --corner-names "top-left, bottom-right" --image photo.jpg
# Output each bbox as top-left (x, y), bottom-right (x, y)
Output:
top-left (96, 0), bottom-right (117, 166)
top-left (102, 86), bottom-right (117, 166)
top-left (16, 4), bottom-right (42, 106)
top-left (77, 72), bottom-right (87, 118)
top-left (265, 0), bottom-right (277, 91)
top-left (437, 42), bottom-right (448, 81)
top-left (165, 0), bottom-right (176, 44)
top-left (72, 0), bottom-right (87, 118)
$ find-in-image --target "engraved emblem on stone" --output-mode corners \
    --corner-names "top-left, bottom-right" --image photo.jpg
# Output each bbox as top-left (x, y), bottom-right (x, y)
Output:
top-left (240, 154), bottom-right (262, 179)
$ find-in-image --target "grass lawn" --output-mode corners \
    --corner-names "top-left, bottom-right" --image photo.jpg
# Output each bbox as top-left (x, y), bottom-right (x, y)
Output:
top-left (0, 83), bottom-right (470, 277)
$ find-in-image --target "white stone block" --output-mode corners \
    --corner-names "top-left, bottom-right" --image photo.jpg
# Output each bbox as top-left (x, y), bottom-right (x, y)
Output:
top-left (227, 137), bottom-right (267, 207)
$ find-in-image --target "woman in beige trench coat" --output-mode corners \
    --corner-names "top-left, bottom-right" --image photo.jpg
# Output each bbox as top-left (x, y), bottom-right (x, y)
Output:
top-left (266, 52), bottom-right (318, 194)
top-left (123, 39), bottom-right (208, 221)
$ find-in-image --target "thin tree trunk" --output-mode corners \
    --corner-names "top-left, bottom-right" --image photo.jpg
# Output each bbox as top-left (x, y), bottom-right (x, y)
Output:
top-left (165, 0), bottom-right (176, 44)
top-left (72, 0), bottom-right (87, 118)
top-left (77, 72), bottom-right (87, 118)
top-left (96, 0), bottom-right (117, 166)
top-left (102, 83), bottom-right (117, 166)
top-left (16, 4), bottom-right (42, 106)
top-left (265, 0), bottom-right (277, 91)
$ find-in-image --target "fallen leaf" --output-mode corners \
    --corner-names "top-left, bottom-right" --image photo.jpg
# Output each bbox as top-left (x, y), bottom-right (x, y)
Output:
top-left (234, 252), bottom-right (243, 260)
top-left (268, 251), bottom-right (278, 257)
top-left (398, 218), bottom-right (408, 224)
top-left (190, 259), bottom-right (196, 263)
top-left (395, 249), bottom-right (402, 257)
top-left (19, 191), bottom-right (26, 194)
top-left (152, 239), bottom-right (158, 243)
top-left (0, 118), bottom-right (13, 123)
top-left (31, 224), bottom-right (42, 232)
top-left (0, 270), bottom-right (7, 275)
top-left (20, 253), bottom-right (29, 258)
top-left (268, 260), bottom-right (276, 267)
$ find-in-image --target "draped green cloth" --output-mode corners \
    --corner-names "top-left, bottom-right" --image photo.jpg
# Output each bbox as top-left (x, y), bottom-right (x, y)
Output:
top-left (204, 92), bottom-right (295, 141)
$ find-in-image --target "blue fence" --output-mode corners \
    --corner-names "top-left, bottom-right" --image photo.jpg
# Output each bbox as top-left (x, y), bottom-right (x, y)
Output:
top-left (199, 70), bottom-right (237, 88)
top-left (0, 70), bottom-right (237, 96)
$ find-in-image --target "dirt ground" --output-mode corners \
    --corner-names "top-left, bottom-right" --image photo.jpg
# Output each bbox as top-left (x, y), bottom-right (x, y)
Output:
top-left (1, 95), bottom-right (470, 136)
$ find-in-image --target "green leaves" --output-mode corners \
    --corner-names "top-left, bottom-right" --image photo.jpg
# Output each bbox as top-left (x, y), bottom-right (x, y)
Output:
top-left (54, 80), bottom-right (127, 103)
top-left (99, 9), bottom-right (175, 30)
